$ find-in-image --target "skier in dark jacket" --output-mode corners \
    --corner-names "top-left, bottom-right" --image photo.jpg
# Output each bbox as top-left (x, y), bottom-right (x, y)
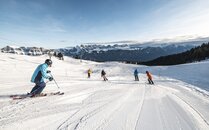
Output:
top-left (57, 52), bottom-right (64, 60)
top-left (101, 70), bottom-right (108, 81)
top-left (30, 59), bottom-right (54, 96)
top-left (134, 69), bottom-right (139, 81)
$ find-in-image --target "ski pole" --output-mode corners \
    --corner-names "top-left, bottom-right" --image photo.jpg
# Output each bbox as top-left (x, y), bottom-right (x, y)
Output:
top-left (50, 73), bottom-right (60, 89)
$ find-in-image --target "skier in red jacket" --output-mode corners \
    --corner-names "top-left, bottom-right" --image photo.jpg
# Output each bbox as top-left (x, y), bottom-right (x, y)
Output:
top-left (146, 71), bottom-right (154, 84)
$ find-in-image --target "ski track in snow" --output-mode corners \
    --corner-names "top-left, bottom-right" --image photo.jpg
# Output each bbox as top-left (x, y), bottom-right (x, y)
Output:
top-left (0, 53), bottom-right (209, 130)
top-left (57, 88), bottom-right (126, 130)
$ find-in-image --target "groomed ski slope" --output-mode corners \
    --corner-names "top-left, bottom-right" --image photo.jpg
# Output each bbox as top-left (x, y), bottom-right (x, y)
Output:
top-left (0, 53), bottom-right (209, 130)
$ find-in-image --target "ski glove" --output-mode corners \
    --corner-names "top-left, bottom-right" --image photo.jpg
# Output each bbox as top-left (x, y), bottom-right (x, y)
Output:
top-left (49, 77), bottom-right (53, 81)
top-left (47, 70), bottom-right (51, 73)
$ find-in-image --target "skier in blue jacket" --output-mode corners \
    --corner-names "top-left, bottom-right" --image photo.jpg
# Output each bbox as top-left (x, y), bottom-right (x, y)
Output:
top-left (134, 69), bottom-right (139, 81)
top-left (30, 59), bottom-right (53, 96)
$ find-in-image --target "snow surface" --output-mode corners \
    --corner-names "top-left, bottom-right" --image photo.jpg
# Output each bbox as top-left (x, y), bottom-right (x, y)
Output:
top-left (0, 53), bottom-right (209, 130)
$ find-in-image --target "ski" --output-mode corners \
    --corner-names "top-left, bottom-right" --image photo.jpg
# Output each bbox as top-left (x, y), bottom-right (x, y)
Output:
top-left (12, 91), bottom-right (64, 100)
top-left (53, 91), bottom-right (64, 95)
top-left (47, 91), bottom-right (64, 96)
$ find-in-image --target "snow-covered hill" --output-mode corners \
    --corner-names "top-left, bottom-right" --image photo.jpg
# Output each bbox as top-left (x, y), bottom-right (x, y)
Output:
top-left (0, 53), bottom-right (209, 130)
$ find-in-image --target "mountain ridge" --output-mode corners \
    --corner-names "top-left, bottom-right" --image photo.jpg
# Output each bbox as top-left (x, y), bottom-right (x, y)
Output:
top-left (1, 37), bottom-right (208, 62)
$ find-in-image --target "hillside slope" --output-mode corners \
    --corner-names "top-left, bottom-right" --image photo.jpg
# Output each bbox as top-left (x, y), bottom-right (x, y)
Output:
top-left (142, 43), bottom-right (209, 65)
top-left (0, 53), bottom-right (209, 130)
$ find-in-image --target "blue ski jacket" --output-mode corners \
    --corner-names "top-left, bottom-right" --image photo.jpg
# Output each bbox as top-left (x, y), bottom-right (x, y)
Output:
top-left (31, 63), bottom-right (50, 83)
top-left (134, 69), bottom-right (138, 76)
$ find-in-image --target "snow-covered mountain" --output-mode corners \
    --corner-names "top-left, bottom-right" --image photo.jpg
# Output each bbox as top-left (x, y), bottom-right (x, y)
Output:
top-left (0, 53), bottom-right (209, 129)
top-left (1, 37), bottom-right (208, 62)
top-left (1, 45), bottom-right (50, 56)
top-left (58, 39), bottom-right (208, 62)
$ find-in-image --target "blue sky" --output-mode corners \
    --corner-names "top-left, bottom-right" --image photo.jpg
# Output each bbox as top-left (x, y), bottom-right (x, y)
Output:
top-left (0, 0), bottom-right (209, 48)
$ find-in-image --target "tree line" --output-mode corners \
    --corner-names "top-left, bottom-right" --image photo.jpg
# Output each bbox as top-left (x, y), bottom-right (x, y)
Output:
top-left (140, 42), bottom-right (209, 66)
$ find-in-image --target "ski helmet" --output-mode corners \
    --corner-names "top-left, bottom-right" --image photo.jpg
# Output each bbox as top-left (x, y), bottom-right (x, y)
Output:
top-left (45, 59), bottom-right (52, 66)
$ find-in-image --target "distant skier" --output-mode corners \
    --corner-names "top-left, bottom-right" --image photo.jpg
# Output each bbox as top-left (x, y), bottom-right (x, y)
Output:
top-left (101, 70), bottom-right (108, 81)
top-left (30, 59), bottom-right (54, 96)
top-left (146, 71), bottom-right (154, 84)
top-left (87, 68), bottom-right (92, 78)
top-left (57, 52), bottom-right (64, 60)
top-left (134, 69), bottom-right (139, 81)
